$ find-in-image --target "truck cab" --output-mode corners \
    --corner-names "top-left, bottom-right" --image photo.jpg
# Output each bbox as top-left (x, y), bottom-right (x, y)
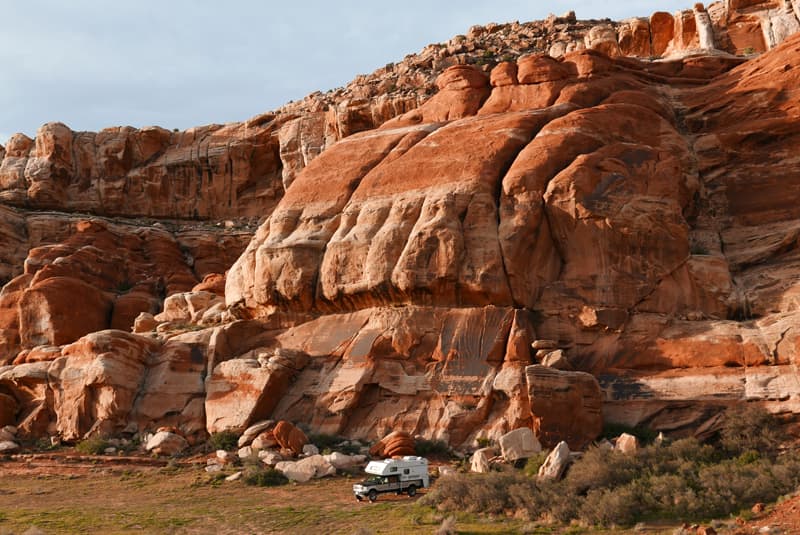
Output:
top-left (353, 456), bottom-right (430, 502)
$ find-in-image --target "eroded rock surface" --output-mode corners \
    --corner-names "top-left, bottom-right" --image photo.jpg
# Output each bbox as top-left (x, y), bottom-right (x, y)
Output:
top-left (2, 10), bottom-right (800, 450)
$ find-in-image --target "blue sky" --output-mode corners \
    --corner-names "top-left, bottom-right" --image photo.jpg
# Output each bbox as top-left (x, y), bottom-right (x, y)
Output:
top-left (0, 1), bottom-right (691, 145)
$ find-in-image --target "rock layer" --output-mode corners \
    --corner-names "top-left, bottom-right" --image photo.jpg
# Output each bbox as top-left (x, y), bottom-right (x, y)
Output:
top-left (2, 10), bottom-right (800, 449)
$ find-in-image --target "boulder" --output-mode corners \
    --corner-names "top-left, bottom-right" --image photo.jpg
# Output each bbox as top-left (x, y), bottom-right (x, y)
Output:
top-left (302, 444), bottom-right (319, 456)
top-left (216, 450), bottom-right (234, 463)
top-left (237, 446), bottom-right (254, 459)
top-left (225, 471), bottom-right (243, 482)
top-left (498, 427), bottom-right (542, 462)
top-left (0, 426), bottom-right (15, 442)
top-left (324, 452), bottom-right (366, 470)
top-left (531, 340), bottom-right (558, 351)
top-left (537, 441), bottom-right (571, 480)
top-left (259, 450), bottom-right (283, 466)
top-left (470, 447), bottom-right (496, 473)
top-left (540, 350), bottom-right (573, 370)
top-left (369, 431), bottom-right (416, 458)
top-left (145, 431), bottom-right (188, 456)
top-left (132, 313), bottom-right (158, 333)
top-left (526, 365), bottom-right (603, 450)
top-left (615, 433), bottom-right (639, 454)
top-left (272, 421), bottom-right (308, 456)
top-left (0, 440), bottom-right (19, 453)
top-left (251, 431), bottom-right (278, 451)
top-left (275, 454), bottom-right (336, 482)
top-left (238, 420), bottom-right (274, 448)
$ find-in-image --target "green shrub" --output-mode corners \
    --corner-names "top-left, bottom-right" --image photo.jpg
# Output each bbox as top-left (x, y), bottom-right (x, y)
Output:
top-left (422, 409), bottom-right (798, 528)
top-left (208, 431), bottom-right (239, 451)
top-left (475, 436), bottom-right (493, 448)
top-left (522, 452), bottom-right (549, 478)
top-left (415, 439), bottom-right (452, 458)
top-left (718, 404), bottom-right (782, 457)
top-left (75, 436), bottom-right (110, 455)
top-left (242, 465), bottom-right (289, 487)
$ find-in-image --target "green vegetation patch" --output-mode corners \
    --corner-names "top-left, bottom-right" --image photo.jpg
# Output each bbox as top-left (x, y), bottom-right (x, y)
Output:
top-left (422, 406), bottom-right (800, 528)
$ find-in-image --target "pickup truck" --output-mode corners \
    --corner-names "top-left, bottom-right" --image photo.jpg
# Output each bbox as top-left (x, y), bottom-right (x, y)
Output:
top-left (353, 456), bottom-right (430, 502)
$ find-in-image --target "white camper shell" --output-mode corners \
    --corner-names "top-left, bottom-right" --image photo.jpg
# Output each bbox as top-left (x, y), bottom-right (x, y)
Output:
top-left (352, 456), bottom-right (430, 502)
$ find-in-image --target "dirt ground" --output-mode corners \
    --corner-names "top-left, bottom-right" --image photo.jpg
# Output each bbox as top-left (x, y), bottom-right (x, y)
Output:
top-left (733, 494), bottom-right (800, 534)
top-left (2, 451), bottom-right (799, 534)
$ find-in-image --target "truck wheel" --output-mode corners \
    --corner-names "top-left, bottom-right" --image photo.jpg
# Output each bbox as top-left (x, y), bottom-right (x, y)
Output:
top-left (407, 485), bottom-right (417, 497)
top-left (368, 489), bottom-right (378, 502)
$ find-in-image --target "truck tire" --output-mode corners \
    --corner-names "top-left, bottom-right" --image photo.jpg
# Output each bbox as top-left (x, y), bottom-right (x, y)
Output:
top-left (407, 485), bottom-right (417, 497)
top-left (368, 489), bottom-right (378, 502)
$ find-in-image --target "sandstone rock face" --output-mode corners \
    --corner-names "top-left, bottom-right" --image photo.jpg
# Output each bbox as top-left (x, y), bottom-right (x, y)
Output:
top-left (0, 330), bottom-right (207, 441)
top-left (0, 212), bottom-right (250, 364)
top-left (205, 351), bottom-right (308, 434)
top-left (2, 13), bottom-right (800, 452)
top-left (1, 4), bottom-right (795, 225)
top-left (527, 366), bottom-right (603, 450)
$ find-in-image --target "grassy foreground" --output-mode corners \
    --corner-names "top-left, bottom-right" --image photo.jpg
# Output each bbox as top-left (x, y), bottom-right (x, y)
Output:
top-left (0, 466), bottom-right (558, 535)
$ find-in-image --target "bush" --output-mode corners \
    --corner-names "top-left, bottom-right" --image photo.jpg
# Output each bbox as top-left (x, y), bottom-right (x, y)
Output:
top-left (423, 409), bottom-right (798, 528)
top-left (208, 431), bottom-right (238, 451)
top-left (415, 439), bottom-right (452, 458)
top-left (718, 404), bottom-right (782, 457)
top-left (522, 452), bottom-right (548, 478)
top-left (242, 465), bottom-right (289, 487)
top-left (75, 436), bottom-right (110, 455)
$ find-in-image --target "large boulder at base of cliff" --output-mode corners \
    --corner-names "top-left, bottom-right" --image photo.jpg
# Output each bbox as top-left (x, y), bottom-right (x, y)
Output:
top-left (369, 431), bottom-right (416, 458)
top-left (324, 452), bottom-right (367, 470)
top-left (0, 440), bottom-right (20, 453)
top-left (526, 365), bottom-right (603, 450)
top-left (238, 420), bottom-right (274, 448)
top-left (538, 440), bottom-right (571, 480)
top-left (145, 431), bottom-right (189, 456)
top-left (272, 420), bottom-right (308, 456)
top-left (470, 447), bottom-right (496, 473)
top-left (615, 433), bottom-right (639, 454)
top-left (498, 427), bottom-right (542, 461)
top-left (275, 454), bottom-right (336, 482)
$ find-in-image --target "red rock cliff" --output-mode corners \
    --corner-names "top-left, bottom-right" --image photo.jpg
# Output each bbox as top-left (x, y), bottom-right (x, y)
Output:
top-left (1, 4), bottom-right (800, 448)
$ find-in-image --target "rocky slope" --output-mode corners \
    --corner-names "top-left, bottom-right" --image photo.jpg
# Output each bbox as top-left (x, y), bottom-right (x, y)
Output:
top-left (1, 1), bottom-right (800, 449)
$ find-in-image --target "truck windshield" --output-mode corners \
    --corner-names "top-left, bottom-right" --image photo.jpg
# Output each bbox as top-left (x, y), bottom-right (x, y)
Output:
top-left (363, 476), bottom-right (383, 485)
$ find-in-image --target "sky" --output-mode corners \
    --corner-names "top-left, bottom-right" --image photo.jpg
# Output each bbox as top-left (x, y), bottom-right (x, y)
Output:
top-left (0, 0), bottom-right (691, 146)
